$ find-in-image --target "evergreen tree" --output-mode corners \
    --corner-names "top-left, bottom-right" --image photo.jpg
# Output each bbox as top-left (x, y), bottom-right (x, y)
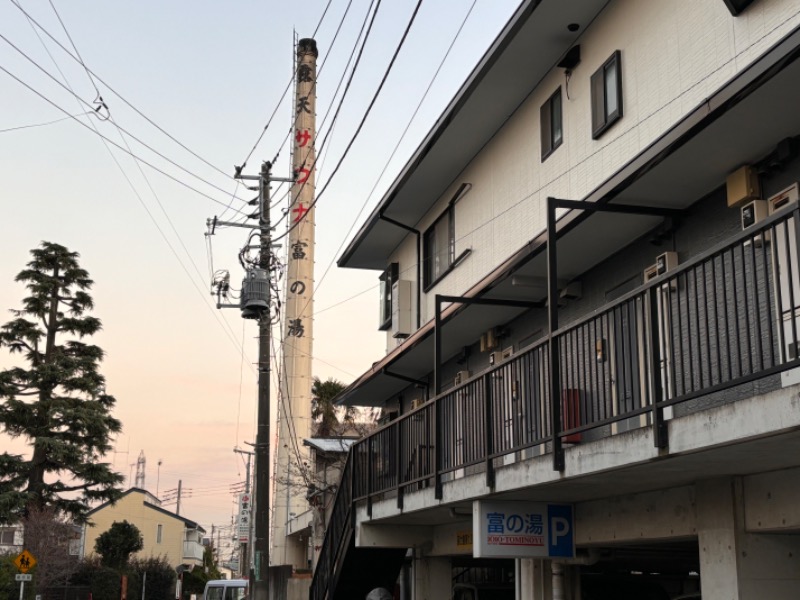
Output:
top-left (0, 242), bottom-right (123, 523)
top-left (94, 520), bottom-right (143, 571)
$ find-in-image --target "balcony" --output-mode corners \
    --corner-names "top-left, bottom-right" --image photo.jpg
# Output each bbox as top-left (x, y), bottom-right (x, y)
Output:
top-left (182, 539), bottom-right (204, 563)
top-left (312, 205), bottom-right (800, 600)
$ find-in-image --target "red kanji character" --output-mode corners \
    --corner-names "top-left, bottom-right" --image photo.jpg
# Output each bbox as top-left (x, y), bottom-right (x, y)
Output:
top-left (296, 167), bottom-right (310, 184)
top-left (292, 203), bottom-right (309, 223)
top-left (295, 129), bottom-right (311, 148)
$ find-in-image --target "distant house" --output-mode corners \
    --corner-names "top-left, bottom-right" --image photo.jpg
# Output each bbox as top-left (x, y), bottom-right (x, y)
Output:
top-left (81, 488), bottom-right (205, 569)
top-left (0, 524), bottom-right (23, 554)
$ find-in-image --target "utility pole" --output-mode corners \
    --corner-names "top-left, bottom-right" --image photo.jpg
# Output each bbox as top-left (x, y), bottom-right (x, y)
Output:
top-left (208, 38), bottom-right (312, 599)
top-left (220, 161), bottom-right (293, 600)
top-left (176, 479), bottom-right (182, 515)
top-left (253, 160), bottom-right (273, 600)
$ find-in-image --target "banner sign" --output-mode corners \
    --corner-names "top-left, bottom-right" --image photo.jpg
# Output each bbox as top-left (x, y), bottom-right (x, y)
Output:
top-left (237, 492), bottom-right (251, 543)
top-left (473, 501), bottom-right (574, 558)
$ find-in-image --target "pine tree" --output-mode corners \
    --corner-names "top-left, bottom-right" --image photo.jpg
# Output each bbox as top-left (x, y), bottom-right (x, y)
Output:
top-left (0, 242), bottom-right (123, 523)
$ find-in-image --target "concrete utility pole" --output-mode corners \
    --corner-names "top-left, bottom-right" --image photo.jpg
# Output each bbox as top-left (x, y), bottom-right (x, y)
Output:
top-left (228, 161), bottom-right (293, 600)
top-left (176, 479), bottom-right (182, 515)
top-left (253, 160), bottom-right (272, 600)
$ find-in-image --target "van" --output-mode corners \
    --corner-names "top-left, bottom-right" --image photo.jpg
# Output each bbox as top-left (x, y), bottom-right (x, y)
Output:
top-left (203, 579), bottom-right (248, 600)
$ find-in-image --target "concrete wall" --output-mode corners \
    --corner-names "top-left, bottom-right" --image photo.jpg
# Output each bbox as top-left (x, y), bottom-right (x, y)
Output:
top-left (383, 0), bottom-right (800, 349)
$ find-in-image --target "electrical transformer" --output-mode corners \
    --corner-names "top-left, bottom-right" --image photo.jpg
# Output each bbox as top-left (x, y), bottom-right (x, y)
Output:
top-left (240, 268), bottom-right (269, 319)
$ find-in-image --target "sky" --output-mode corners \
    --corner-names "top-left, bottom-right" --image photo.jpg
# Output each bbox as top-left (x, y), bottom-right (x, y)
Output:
top-left (0, 0), bottom-right (521, 554)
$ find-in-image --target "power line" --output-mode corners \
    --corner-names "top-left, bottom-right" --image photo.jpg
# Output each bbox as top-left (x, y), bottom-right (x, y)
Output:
top-left (300, 0), bottom-right (479, 319)
top-left (0, 111), bottom-right (91, 133)
top-left (0, 63), bottom-right (248, 213)
top-left (268, 0), bottom-right (357, 169)
top-left (0, 31), bottom-right (247, 204)
top-left (274, 0), bottom-right (425, 245)
top-left (237, 0), bottom-right (337, 171)
top-left (8, 0), bottom-right (234, 181)
top-left (268, 0), bottom-right (382, 238)
top-left (8, 13), bottom-right (256, 371)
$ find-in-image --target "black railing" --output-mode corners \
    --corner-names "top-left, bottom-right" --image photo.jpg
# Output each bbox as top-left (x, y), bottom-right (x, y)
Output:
top-left (310, 206), bottom-right (800, 600)
top-left (310, 454), bottom-right (353, 600)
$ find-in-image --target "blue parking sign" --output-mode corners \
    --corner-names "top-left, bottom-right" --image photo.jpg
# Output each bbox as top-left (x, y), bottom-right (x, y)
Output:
top-left (547, 504), bottom-right (574, 557)
top-left (474, 501), bottom-right (575, 558)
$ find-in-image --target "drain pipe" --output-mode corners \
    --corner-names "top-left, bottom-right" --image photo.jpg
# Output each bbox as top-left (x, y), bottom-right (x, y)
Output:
top-left (378, 214), bottom-right (422, 329)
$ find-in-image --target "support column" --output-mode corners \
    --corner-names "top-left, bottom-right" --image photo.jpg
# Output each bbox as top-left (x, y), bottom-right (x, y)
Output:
top-left (697, 478), bottom-right (800, 600)
top-left (412, 555), bottom-right (450, 600)
top-left (519, 559), bottom-right (552, 600)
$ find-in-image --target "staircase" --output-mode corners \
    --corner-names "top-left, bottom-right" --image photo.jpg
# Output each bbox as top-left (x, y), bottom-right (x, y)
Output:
top-left (310, 450), bottom-right (406, 600)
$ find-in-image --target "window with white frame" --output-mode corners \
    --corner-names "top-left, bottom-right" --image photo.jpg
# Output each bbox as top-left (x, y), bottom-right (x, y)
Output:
top-left (156, 523), bottom-right (163, 544)
top-left (590, 50), bottom-right (623, 139)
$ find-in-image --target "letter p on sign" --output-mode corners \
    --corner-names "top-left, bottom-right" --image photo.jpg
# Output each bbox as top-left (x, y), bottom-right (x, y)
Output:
top-left (547, 505), bottom-right (574, 558)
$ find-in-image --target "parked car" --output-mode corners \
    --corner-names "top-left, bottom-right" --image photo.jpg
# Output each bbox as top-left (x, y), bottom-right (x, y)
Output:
top-left (203, 579), bottom-right (248, 600)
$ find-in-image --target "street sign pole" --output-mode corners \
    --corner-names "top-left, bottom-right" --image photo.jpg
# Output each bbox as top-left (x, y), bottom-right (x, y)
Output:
top-left (19, 580), bottom-right (24, 600)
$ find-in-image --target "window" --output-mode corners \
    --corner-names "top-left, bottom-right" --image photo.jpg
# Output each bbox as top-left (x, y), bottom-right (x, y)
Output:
top-left (423, 207), bottom-right (454, 289)
top-left (378, 263), bottom-right (399, 330)
top-left (0, 528), bottom-right (15, 545)
top-left (590, 51), bottom-right (623, 139)
top-left (156, 524), bottom-right (163, 544)
top-left (422, 183), bottom-right (472, 290)
top-left (540, 87), bottom-right (563, 161)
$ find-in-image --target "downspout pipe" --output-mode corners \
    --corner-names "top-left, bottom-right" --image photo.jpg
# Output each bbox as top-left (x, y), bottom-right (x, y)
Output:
top-left (378, 214), bottom-right (422, 329)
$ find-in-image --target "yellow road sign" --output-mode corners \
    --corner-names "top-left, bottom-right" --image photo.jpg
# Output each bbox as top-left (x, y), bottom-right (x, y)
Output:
top-left (14, 549), bottom-right (37, 573)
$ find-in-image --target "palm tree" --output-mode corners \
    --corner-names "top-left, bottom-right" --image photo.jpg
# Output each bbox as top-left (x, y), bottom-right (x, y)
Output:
top-left (310, 377), bottom-right (345, 437)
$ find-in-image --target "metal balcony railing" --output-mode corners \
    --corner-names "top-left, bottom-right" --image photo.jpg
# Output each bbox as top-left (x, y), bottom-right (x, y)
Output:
top-left (310, 206), bottom-right (800, 600)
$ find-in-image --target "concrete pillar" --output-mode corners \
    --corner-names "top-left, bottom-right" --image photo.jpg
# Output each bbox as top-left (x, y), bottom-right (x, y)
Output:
top-left (412, 555), bottom-right (450, 600)
top-left (519, 559), bottom-right (552, 600)
top-left (697, 478), bottom-right (800, 600)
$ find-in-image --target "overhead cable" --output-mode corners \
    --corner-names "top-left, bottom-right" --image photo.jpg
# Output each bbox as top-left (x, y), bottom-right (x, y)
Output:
top-left (9, 0), bottom-right (234, 180)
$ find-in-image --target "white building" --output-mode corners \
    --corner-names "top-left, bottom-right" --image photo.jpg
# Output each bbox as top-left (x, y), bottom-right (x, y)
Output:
top-left (311, 1), bottom-right (800, 599)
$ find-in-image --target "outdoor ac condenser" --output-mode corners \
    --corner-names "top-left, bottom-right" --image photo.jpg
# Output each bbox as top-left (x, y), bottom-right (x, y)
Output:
top-left (391, 280), bottom-right (412, 338)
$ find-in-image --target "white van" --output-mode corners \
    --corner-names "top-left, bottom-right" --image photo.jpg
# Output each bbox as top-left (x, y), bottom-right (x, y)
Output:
top-left (203, 579), bottom-right (248, 600)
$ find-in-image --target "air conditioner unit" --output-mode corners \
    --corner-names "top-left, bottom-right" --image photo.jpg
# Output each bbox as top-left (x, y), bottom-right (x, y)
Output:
top-left (391, 280), bottom-right (412, 338)
top-left (454, 370), bottom-right (470, 386)
top-left (767, 182), bottom-right (799, 214)
top-left (480, 329), bottom-right (499, 352)
top-left (726, 165), bottom-right (760, 208)
top-left (501, 347), bottom-right (514, 360)
top-left (489, 351), bottom-right (503, 366)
